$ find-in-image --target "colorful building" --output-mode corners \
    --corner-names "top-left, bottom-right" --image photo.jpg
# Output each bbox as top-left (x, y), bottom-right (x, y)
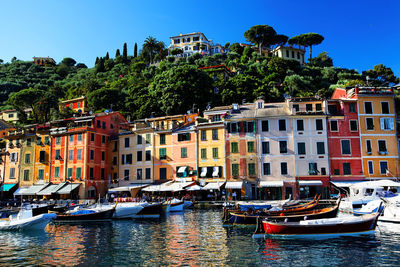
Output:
top-left (169, 32), bottom-right (224, 57)
top-left (59, 96), bottom-right (89, 114)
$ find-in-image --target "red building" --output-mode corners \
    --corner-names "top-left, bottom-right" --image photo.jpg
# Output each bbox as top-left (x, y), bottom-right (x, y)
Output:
top-left (328, 91), bottom-right (364, 183)
top-left (50, 112), bottom-right (128, 198)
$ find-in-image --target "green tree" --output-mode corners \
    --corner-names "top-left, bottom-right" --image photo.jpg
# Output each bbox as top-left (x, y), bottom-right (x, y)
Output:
top-left (115, 49), bottom-right (121, 58)
top-left (143, 36), bottom-right (159, 64)
top-left (289, 33), bottom-right (324, 59)
top-left (363, 64), bottom-right (399, 86)
top-left (308, 52), bottom-right (333, 67)
top-left (61, 57), bottom-right (76, 67)
top-left (123, 42), bottom-right (128, 62)
top-left (87, 88), bottom-right (123, 112)
top-left (105, 52), bottom-right (109, 60)
top-left (134, 43), bottom-right (138, 58)
top-left (244, 25), bottom-right (287, 55)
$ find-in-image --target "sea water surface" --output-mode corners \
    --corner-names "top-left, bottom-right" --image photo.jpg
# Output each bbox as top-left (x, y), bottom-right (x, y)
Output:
top-left (0, 209), bottom-right (399, 266)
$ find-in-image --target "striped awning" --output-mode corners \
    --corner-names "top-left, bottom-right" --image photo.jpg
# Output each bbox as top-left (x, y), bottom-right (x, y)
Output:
top-left (56, 183), bottom-right (81, 194)
top-left (225, 182), bottom-right (243, 189)
top-left (259, 181), bottom-right (284, 188)
top-left (19, 183), bottom-right (50, 196)
top-left (36, 184), bottom-right (60, 195)
top-left (202, 182), bottom-right (224, 190)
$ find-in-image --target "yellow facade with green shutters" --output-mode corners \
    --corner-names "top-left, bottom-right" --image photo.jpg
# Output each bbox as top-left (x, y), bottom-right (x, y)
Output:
top-left (33, 132), bottom-right (51, 184)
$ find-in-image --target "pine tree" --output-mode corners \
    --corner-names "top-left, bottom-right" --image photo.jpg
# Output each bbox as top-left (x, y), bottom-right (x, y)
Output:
top-left (123, 42), bottom-right (128, 62)
top-left (95, 57), bottom-right (105, 73)
top-left (95, 57), bottom-right (99, 65)
top-left (134, 43), bottom-right (138, 58)
top-left (105, 52), bottom-right (109, 60)
top-left (115, 49), bottom-right (121, 58)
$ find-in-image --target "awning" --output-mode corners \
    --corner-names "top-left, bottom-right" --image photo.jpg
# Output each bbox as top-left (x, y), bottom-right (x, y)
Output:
top-left (186, 184), bottom-right (203, 191)
top-left (177, 167), bottom-right (187, 173)
top-left (225, 181), bottom-right (243, 189)
top-left (14, 187), bottom-right (29, 196)
top-left (349, 179), bottom-right (400, 189)
top-left (331, 181), bottom-right (363, 188)
top-left (109, 184), bottom-right (148, 193)
top-left (259, 181), bottom-right (284, 188)
top-left (299, 180), bottom-right (323, 186)
top-left (142, 181), bottom-right (174, 192)
top-left (19, 183), bottom-right (50, 196)
top-left (36, 184), bottom-right (60, 195)
top-left (160, 182), bottom-right (195, 192)
top-left (212, 167), bottom-right (219, 177)
top-left (0, 183), bottom-right (17, 191)
top-left (202, 182), bottom-right (224, 190)
top-left (56, 183), bottom-right (81, 194)
top-left (200, 167), bottom-right (207, 177)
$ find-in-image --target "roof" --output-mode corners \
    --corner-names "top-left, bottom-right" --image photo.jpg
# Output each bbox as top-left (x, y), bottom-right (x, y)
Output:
top-left (170, 32), bottom-right (208, 40)
top-left (0, 119), bottom-right (15, 130)
top-left (60, 96), bottom-right (86, 104)
top-left (226, 102), bottom-right (291, 120)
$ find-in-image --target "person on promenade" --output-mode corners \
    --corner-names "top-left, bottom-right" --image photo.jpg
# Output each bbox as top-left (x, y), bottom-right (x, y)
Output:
top-left (232, 191), bottom-right (237, 201)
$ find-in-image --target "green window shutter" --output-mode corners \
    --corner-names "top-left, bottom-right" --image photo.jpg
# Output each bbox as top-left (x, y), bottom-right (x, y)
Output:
top-left (76, 167), bottom-right (81, 178)
top-left (55, 167), bottom-right (60, 177)
top-left (68, 168), bottom-right (73, 178)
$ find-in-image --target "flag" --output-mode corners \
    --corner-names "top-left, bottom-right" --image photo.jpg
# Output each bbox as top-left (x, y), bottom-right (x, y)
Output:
top-left (386, 169), bottom-right (390, 176)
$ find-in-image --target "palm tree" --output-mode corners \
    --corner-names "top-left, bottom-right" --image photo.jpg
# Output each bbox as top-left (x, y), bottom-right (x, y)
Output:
top-left (143, 36), bottom-right (158, 63)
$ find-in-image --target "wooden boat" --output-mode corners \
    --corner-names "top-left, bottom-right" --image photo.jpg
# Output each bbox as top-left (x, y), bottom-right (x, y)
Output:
top-left (54, 207), bottom-right (115, 223)
top-left (254, 206), bottom-right (381, 238)
top-left (0, 207), bottom-right (56, 231)
top-left (163, 199), bottom-right (184, 213)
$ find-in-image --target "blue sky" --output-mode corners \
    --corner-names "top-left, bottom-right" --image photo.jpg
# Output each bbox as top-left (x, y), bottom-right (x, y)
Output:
top-left (1, 0), bottom-right (399, 77)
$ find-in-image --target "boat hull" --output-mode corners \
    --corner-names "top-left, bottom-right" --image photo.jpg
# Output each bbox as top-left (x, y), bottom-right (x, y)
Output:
top-left (133, 203), bottom-right (162, 218)
top-left (54, 208), bottom-right (115, 223)
top-left (0, 213), bottom-right (57, 231)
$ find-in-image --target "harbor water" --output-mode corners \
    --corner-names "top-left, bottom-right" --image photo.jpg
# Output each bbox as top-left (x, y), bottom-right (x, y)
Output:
top-left (0, 209), bottom-right (399, 266)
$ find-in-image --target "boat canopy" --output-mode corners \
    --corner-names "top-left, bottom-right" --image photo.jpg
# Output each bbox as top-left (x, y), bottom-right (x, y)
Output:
top-left (225, 181), bottom-right (243, 189)
top-left (259, 181), bottom-right (284, 188)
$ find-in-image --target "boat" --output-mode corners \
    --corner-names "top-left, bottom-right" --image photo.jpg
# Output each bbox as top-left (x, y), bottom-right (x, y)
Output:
top-left (226, 198), bottom-right (340, 225)
top-left (54, 206), bottom-right (115, 223)
top-left (183, 200), bottom-right (193, 209)
top-left (254, 206), bottom-right (381, 239)
top-left (163, 198), bottom-right (184, 213)
top-left (0, 205), bottom-right (57, 231)
top-left (354, 199), bottom-right (400, 223)
top-left (133, 202), bottom-right (163, 218)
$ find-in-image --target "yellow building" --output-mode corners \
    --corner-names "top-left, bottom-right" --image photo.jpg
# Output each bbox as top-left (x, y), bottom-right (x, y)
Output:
top-left (355, 87), bottom-right (400, 179)
top-left (169, 32), bottom-right (224, 57)
top-left (59, 96), bottom-right (89, 114)
top-left (3, 130), bottom-right (22, 185)
top-left (33, 126), bottom-right (52, 184)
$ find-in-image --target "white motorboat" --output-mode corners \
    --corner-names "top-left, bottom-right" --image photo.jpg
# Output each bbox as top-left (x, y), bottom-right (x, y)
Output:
top-left (76, 202), bottom-right (146, 219)
top-left (0, 206), bottom-right (57, 231)
top-left (354, 199), bottom-right (400, 223)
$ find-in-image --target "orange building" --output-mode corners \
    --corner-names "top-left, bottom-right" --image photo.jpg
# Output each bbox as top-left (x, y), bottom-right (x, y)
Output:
top-left (59, 96), bottom-right (89, 114)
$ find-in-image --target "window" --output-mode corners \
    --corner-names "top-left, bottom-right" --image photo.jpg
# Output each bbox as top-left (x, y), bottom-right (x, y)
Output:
top-left (146, 134), bottom-right (151, 144)
top-left (54, 167), bottom-right (60, 178)
top-left (178, 133), bottom-right (191, 141)
top-left (297, 120), bottom-right (304, 131)
top-left (247, 141), bottom-right (255, 153)
top-left (261, 120), bottom-right (269, 132)
top-left (55, 150), bottom-right (61, 160)
top-left (160, 168), bottom-right (167, 180)
top-left (350, 120), bottom-right (358, 131)
top-left (212, 115), bottom-right (221, 122)
top-left (102, 121), bottom-right (106, 129)
top-left (145, 168), bottom-right (151, 179)
top-left (228, 122), bottom-right (239, 133)
top-left (101, 151), bottom-right (105, 161)
top-left (44, 136), bottom-right (49, 145)
top-left (298, 142), bottom-right (306, 155)
top-left (201, 148), bottom-right (207, 159)
top-left (181, 147), bottom-right (187, 158)
top-left (380, 161), bottom-right (388, 175)
top-left (201, 130), bottom-right (207, 141)
top-left (121, 154), bottom-right (126, 165)
top-left (9, 168), bottom-right (15, 179)
top-left (69, 135), bottom-right (74, 142)
top-left (364, 102), bottom-right (373, 114)
top-left (68, 168), bottom-right (73, 179)
top-left (56, 137), bottom-right (61, 145)
top-left (317, 142), bottom-right (325, 154)
top-left (113, 141), bottom-right (117, 152)
top-left (316, 103), bottom-right (322, 111)
top-left (97, 120), bottom-right (101, 128)
top-left (76, 167), bottom-right (81, 179)
top-left (91, 133), bottom-right (95, 142)
top-left (124, 137), bottom-right (130, 148)
top-left (349, 103), bottom-right (356, 113)
top-left (262, 142), bottom-right (270, 154)
top-left (380, 118), bottom-right (394, 130)
top-left (37, 137), bottom-right (42, 145)
top-left (24, 170), bottom-right (29, 181)
top-left (39, 151), bottom-right (45, 162)
top-left (68, 150), bottom-right (74, 161)
top-left (145, 150), bottom-right (151, 161)
top-left (328, 105), bottom-right (337, 114)
top-left (137, 151), bottom-right (143, 161)
top-left (160, 134), bottom-right (166, 145)
top-left (248, 163), bottom-right (256, 176)
top-left (279, 141), bottom-right (287, 154)
top-left (366, 118), bottom-right (374, 130)
top-left (286, 50), bottom-right (289, 57)
top-left (293, 104), bottom-right (299, 112)
top-left (212, 129), bottom-right (218, 140)
top-left (159, 148), bottom-right (167, 160)
top-left (124, 169), bottom-right (129, 181)
top-left (244, 121), bottom-right (255, 133)
top-left (77, 149), bottom-right (82, 160)
top-left (263, 163), bottom-right (271, 175)
top-left (343, 163), bottom-right (351, 175)
top-left (281, 162), bottom-right (288, 175)
top-left (366, 140), bottom-right (372, 154)
top-left (278, 120), bottom-right (286, 131)
top-left (309, 163), bottom-right (318, 175)
top-left (113, 156), bottom-right (117, 165)
top-left (368, 161), bottom-right (374, 174)
top-left (306, 104), bottom-right (313, 111)
top-left (137, 135), bottom-right (142, 145)
top-left (102, 136), bottom-right (106, 144)
top-left (90, 150), bottom-right (94, 160)
top-left (77, 134), bottom-right (82, 141)
top-left (212, 148), bottom-right (218, 158)
top-left (381, 102), bottom-right (389, 114)
top-left (38, 169), bottom-right (44, 180)
top-left (232, 164), bottom-right (239, 176)
top-left (330, 120), bottom-right (338, 131)
top-left (316, 119), bottom-right (323, 130)
top-left (341, 140), bottom-right (351, 155)
top-left (321, 168), bottom-right (326, 175)
top-left (378, 140), bottom-right (387, 154)
top-left (25, 153), bottom-right (30, 164)
top-left (231, 142), bottom-right (239, 153)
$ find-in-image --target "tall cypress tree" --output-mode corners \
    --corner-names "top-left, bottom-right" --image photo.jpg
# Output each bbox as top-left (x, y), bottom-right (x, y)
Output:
top-left (95, 57), bottom-right (99, 65)
top-left (105, 52), bottom-right (109, 60)
top-left (134, 43), bottom-right (138, 58)
top-left (123, 42), bottom-right (128, 62)
top-left (115, 49), bottom-right (121, 58)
